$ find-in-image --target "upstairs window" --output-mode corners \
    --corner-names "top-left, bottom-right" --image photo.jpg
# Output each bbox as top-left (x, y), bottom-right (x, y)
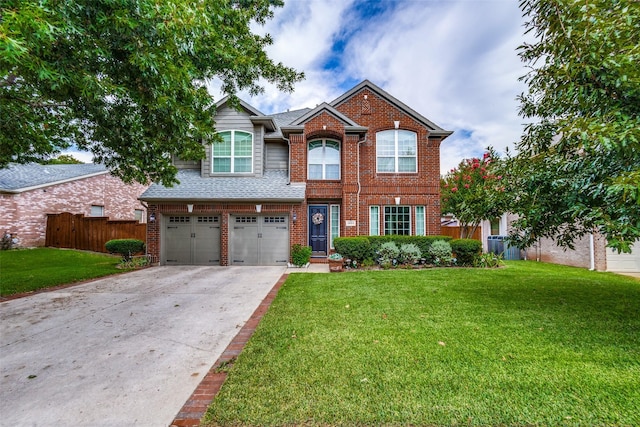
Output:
top-left (376, 129), bottom-right (417, 173)
top-left (308, 139), bottom-right (340, 180)
top-left (212, 130), bottom-right (253, 173)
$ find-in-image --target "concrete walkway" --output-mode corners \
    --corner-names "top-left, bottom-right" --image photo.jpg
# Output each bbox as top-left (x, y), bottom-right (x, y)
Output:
top-left (0, 266), bottom-right (288, 427)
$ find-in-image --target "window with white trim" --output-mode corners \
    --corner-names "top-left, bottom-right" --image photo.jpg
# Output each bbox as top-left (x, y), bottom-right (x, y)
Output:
top-left (330, 205), bottom-right (340, 248)
top-left (376, 129), bottom-right (417, 173)
top-left (308, 139), bottom-right (340, 179)
top-left (369, 206), bottom-right (380, 236)
top-left (90, 205), bottom-right (104, 217)
top-left (384, 206), bottom-right (411, 235)
top-left (212, 130), bottom-right (253, 173)
top-left (415, 206), bottom-right (426, 236)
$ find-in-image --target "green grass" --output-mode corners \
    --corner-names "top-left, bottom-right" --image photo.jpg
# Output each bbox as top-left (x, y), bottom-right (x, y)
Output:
top-left (0, 248), bottom-right (122, 296)
top-left (203, 262), bottom-right (640, 427)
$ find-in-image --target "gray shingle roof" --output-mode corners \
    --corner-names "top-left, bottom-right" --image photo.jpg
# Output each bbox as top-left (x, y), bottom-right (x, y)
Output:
top-left (265, 108), bottom-right (312, 138)
top-left (0, 163), bottom-right (108, 193)
top-left (140, 169), bottom-right (305, 202)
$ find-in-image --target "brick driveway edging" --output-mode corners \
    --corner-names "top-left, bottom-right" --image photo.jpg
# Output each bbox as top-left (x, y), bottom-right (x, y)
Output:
top-left (170, 273), bottom-right (288, 427)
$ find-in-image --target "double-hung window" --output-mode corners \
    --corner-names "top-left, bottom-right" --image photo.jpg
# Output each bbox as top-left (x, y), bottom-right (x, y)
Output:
top-left (376, 130), bottom-right (417, 173)
top-left (212, 130), bottom-right (253, 173)
top-left (308, 139), bottom-right (340, 179)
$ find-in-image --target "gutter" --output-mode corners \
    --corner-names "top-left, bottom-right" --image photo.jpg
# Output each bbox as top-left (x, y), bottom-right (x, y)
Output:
top-left (1, 170), bottom-right (110, 194)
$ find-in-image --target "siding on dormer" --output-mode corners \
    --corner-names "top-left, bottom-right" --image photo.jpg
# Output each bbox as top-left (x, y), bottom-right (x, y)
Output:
top-left (203, 105), bottom-right (264, 177)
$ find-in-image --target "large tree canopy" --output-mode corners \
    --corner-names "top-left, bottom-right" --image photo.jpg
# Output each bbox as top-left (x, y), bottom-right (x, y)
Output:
top-left (0, 0), bottom-right (303, 185)
top-left (508, 0), bottom-right (640, 252)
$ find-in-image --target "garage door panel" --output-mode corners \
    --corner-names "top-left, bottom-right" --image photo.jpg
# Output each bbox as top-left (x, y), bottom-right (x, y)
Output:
top-left (164, 218), bottom-right (192, 265)
top-left (194, 217), bottom-right (221, 265)
top-left (607, 244), bottom-right (640, 272)
top-left (231, 217), bottom-right (258, 265)
top-left (162, 215), bottom-right (220, 265)
top-left (260, 216), bottom-right (289, 265)
top-left (230, 215), bottom-right (289, 266)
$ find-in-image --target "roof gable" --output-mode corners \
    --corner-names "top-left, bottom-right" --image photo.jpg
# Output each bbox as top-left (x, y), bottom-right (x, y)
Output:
top-left (290, 103), bottom-right (360, 127)
top-left (330, 80), bottom-right (452, 137)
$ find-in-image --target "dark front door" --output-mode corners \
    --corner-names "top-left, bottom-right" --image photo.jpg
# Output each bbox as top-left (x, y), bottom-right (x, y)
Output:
top-left (308, 205), bottom-right (328, 256)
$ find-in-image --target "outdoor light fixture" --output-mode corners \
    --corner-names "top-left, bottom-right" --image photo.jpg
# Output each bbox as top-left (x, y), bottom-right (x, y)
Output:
top-left (395, 197), bottom-right (401, 205)
top-left (323, 125), bottom-right (327, 130)
top-left (187, 204), bottom-right (194, 213)
top-left (293, 212), bottom-right (297, 222)
top-left (394, 120), bottom-right (400, 129)
top-left (256, 204), bottom-right (262, 213)
top-left (149, 213), bottom-right (156, 222)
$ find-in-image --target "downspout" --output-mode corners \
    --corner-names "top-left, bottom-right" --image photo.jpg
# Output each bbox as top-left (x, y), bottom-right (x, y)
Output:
top-left (284, 136), bottom-right (291, 184)
top-left (356, 136), bottom-right (368, 232)
top-left (589, 232), bottom-right (595, 270)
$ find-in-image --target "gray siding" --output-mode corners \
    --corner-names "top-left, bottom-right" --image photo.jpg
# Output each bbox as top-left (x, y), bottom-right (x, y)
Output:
top-left (265, 142), bottom-right (289, 170)
top-left (203, 106), bottom-right (264, 177)
top-left (172, 155), bottom-right (200, 170)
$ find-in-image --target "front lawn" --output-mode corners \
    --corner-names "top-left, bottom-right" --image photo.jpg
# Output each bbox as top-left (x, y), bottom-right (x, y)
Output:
top-left (203, 262), bottom-right (640, 426)
top-left (0, 248), bottom-right (123, 297)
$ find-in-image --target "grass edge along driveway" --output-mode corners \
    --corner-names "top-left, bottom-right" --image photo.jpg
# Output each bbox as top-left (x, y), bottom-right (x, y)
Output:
top-left (203, 261), bottom-right (640, 427)
top-left (0, 248), bottom-right (122, 297)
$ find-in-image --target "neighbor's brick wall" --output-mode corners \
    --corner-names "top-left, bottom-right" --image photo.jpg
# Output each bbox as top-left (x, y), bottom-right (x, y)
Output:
top-left (524, 233), bottom-right (607, 271)
top-left (0, 173), bottom-right (148, 247)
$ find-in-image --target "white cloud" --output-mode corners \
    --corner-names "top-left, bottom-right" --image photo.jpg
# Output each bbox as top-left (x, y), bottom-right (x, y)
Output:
top-left (242, 0), bottom-right (530, 173)
top-left (69, 1), bottom-right (531, 175)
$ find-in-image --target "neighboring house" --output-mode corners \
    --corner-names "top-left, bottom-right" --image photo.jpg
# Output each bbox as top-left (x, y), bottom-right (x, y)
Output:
top-left (481, 214), bottom-right (640, 273)
top-left (0, 163), bottom-right (149, 247)
top-left (140, 80), bottom-right (452, 266)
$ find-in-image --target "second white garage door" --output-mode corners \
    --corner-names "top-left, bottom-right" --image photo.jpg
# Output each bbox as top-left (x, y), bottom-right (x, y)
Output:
top-left (607, 243), bottom-right (640, 273)
top-left (230, 215), bottom-right (289, 266)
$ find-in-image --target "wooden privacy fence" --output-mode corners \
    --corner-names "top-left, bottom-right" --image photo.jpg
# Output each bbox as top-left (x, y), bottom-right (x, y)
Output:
top-left (46, 212), bottom-right (146, 253)
top-left (440, 226), bottom-right (482, 241)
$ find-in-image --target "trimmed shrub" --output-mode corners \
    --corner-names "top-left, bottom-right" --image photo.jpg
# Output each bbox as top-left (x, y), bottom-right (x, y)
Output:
top-left (451, 239), bottom-right (483, 266)
top-left (398, 243), bottom-right (422, 265)
top-left (291, 244), bottom-right (312, 267)
top-left (105, 239), bottom-right (145, 261)
top-left (428, 240), bottom-right (453, 266)
top-left (377, 241), bottom-right (400, 267)
top-left (333, 237), bottom-right (373, 262)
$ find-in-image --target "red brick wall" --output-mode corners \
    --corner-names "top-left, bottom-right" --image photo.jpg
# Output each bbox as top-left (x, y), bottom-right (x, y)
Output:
top-left (290, 87), bottom-right (444, 238)
top-left (0, 173), bottom-right (148, 247)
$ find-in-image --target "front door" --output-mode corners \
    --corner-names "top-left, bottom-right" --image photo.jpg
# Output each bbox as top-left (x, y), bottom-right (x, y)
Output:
top-left (309, 205), bottom-right (328, 256)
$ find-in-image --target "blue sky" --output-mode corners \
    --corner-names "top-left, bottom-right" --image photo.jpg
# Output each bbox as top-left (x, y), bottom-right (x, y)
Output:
top-left (69, 0), bottom-right (529, 175)
top-left (241, 0), bottom-right (529, 174)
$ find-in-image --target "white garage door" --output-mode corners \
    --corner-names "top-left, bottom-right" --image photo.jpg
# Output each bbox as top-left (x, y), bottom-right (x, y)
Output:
top-left (607, 244), bottom-right (640, 273)
top-left (163, 216), bottom-right (221, 265)
top-left (230, 215), bottom-right (289, 266)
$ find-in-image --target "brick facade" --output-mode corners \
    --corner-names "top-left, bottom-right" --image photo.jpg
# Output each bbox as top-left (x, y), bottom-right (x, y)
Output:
top-left (1, 173), bottom-right (148, 247)
top-left (143, 80), bottom-right (452, 265)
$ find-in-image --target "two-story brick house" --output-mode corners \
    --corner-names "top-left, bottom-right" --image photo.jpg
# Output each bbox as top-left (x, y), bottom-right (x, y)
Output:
top-left (140, 80), bottom-right (452, 265)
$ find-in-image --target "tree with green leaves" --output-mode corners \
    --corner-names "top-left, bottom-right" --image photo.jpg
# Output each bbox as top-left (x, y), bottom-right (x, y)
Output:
top-left (1, 0), bottom-right (303, 185)
top-left (42, 154), bottom-right (83, 165)
top-left (441, 149), bottom-right (508, 239)
top-left (509, 0), bottom-right (640, 253)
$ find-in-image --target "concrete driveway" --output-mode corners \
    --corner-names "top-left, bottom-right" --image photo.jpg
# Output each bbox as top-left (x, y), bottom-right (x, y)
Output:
top-left (0, 266), bottom-right (286, 427)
